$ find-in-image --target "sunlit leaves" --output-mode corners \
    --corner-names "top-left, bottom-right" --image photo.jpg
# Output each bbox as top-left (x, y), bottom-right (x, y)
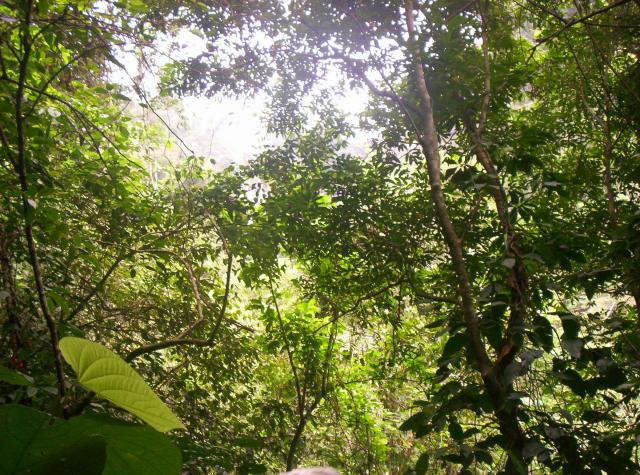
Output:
top-left (59, 337), bottom-right (185, 432)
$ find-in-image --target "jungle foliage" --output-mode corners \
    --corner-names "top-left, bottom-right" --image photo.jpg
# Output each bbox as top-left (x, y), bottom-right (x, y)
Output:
top-left (1, 0), bottom-right (639, 474)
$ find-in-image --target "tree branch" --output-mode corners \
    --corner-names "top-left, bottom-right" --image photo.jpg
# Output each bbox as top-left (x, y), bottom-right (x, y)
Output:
top-left (206, 252), bottom-right (233, 343)
top-left (530, 0), bottom-right (634, 54)
top-left (13, 0), bottom-right (66, 405)
top-left (125, 338), bottom-right (210, 363)
top-left (404, 0), bottom-right (492, 377)
top-left (64, 253), bottom-right (129, 322)
top-left (269, 278), bottom-right (303, 416)
top-left (312, 279), bottom-right (405, 333)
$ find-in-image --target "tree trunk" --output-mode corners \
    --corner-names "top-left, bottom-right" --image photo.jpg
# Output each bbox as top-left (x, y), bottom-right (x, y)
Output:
top-left (0, 229), bottom-right (22, 359)
top-left (403, 1), bottom-right (528, 470)
top-left (286, 416), bottom-right (308, 471)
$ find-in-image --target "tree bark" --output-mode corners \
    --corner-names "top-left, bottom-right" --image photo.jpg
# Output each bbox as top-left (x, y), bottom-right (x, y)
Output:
top-left (14, 0), bottom-right (66, 405)
top-left (0, 228), bottom-right (22, 359)
top-left (403, 1), bottom-right (527, 470)
top-left (286, 416), bottom-right (308, 471)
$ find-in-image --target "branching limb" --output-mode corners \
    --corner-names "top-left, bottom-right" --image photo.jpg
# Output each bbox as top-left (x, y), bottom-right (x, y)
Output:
top-left (312, 279), bottom-right (406, 333)
top-left (528, 0), bottom-right (634, 59)
top-left (206, 252), bottom-right (233, 343)
top-left (403, 0), bottom-right (492, 377)
top-left (125, 338), bottom-right (209, 363)
top-left (269, 277), bottom-right (303, 415)
top-left (404, 1), bottom-right (527, 467)
top-left (65, 253), bottom-right (129, 322)
top-left (12, 0), bottom-right (67, 406)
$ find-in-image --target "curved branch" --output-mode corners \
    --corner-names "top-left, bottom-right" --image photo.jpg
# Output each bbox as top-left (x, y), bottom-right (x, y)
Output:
top-left (206, 252), bottom-right (233, 343)
top-left (13, 0), bottom-right (66, 404)
top-left (269, 278), bottom-right (303, 414)
top-left (529, 0), bottom-right (634, 58)
top-left (65, 253), bottom-right (129, 322)
top-left (125, 337), bottom-right (210, 363)
top-left (403, 0), bottom-right (492, 376)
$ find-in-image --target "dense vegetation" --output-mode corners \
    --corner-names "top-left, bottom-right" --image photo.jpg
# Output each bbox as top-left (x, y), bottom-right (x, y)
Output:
top-left (1, 0), bottom-right (639, 473)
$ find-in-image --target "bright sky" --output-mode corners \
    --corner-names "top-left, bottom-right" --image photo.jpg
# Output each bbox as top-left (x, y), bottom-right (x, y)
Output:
top-left (112, 30), bottom-right (372, 169)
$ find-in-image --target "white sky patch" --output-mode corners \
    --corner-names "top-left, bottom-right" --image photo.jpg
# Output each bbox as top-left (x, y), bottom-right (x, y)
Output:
top-left (109, 24), bottom-right (372, 168)
top-left (181, 94), bottom-right (271, 167)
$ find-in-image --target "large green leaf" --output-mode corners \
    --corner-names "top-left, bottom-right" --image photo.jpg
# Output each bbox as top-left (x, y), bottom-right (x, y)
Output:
top-left (59, 337), bottom-right (185, 432)
top-left (68, 415), bottom-right (182, 475)
top-left (0, 404), bottom-right (106, 475)
top-left (0, 405), bottom-right (181, 475)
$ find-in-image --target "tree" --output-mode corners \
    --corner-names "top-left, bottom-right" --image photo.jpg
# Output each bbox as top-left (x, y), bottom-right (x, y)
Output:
top-left (2, 0), bottom-right (640, 473)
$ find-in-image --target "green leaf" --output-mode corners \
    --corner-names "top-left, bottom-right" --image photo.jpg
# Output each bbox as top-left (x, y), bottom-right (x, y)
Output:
top-left (557, 368), bottom-right (586, 397)
top-left (59, 337), bottom-right (185, 432)
top-left (474, 449), bottom-right (493, 465)
top-left (0, 404), bottom-right (106, 475)
top-left (238, 462), bottom-right (267, 474)
top-left (501, 257), bottom-right (516, 269)
top-left (72, 415), bottom-right (182, 475)
top-left (508, 452), bottom-right (528, 475)
top-left (441, 332), bottom-right (467, 360)
top-left (559, 313), bottom-right (580, 339)
top-left (529, 315), bottom-right (553, 352)
top-left (399, 411), bottom-right (428, 433)
top-left (415, 452), bottom-right (430, 475)
top-left (448, 419), bottom-right (464, 440)
top-left (0, 365), bottom-right (33, 386)
top-left (0, 405), bottom-right (181, 475)
top-left (59, 322), bottom-right (85, 338)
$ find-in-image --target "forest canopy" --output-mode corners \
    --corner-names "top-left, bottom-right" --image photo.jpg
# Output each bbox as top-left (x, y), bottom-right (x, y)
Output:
top-left (1, 0), bottom-right (639, 474)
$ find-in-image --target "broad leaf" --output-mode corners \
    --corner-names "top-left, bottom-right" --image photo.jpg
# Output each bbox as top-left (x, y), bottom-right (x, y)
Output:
top-left (59, 337), bottom-right (185, 432)
top-left (415, 452), bottom-right (430, 475)
top-left (0, 405), bottom-right (181, 475)
top-left (0, 404), bottom-right (106, 475)
top-left (0, 365), bottom-right (33, 386)
top-left (69, 415), bottom-right (182, 475)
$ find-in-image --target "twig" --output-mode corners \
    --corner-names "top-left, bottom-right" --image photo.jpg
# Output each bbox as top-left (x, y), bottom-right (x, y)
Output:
top-left (24, 44), bottom-right (109, 119)
top-left (125, 337), bottom-right (209, 363)
top-left (528, 0), bottom-right (634, 59)
top-left (269, 277), bottom-right (303, 414)
top-left (3, 78), bottom-right (143, 169)
top-left (64, 253), bottom-right (129, 322)
top-left (206, 252), bottom-right (233, 343)
top-left (313, 279), bottom-right (406, 333)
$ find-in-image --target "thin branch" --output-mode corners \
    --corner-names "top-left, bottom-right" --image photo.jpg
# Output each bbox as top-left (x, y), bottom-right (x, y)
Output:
top-left (3, 77), bottom-right (143, 169)
top-left (118, 66), bottom-right (196, 156)
top-left (64, 223), bottom-right (198, 323)
top-left (352, 65), bottom-right (422, 118)
top-left (404, 0), bottom-right (492, 377)
top-left (140, 248), bottom-right (205, 329)
top-left (524, 0), bottom-right (567, 23)
top-left (269, 278), bottom-right (303, 414)
top-left (13, 0), bottom-right (66, 405)
top-left (531, 0), bottom-right (634, 53)
top-left (460, 189), bottom-right (484, 245)
top-left (206, 252), bottom-right (233, 343)
top-left (64, 253), bottom-right (129, 322)
top-left (477, 0), bottom-right (491, 135)
top-left (0, 123), bottom-right (16, 169)
top-left (445, 0), bottom-right (476, 22)
top-left (24, 43), bottom-right (109, 119)
top-left (125, 338), bottom-right (209, 363)
top-left (313, 279), bottom-right (405, 333)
